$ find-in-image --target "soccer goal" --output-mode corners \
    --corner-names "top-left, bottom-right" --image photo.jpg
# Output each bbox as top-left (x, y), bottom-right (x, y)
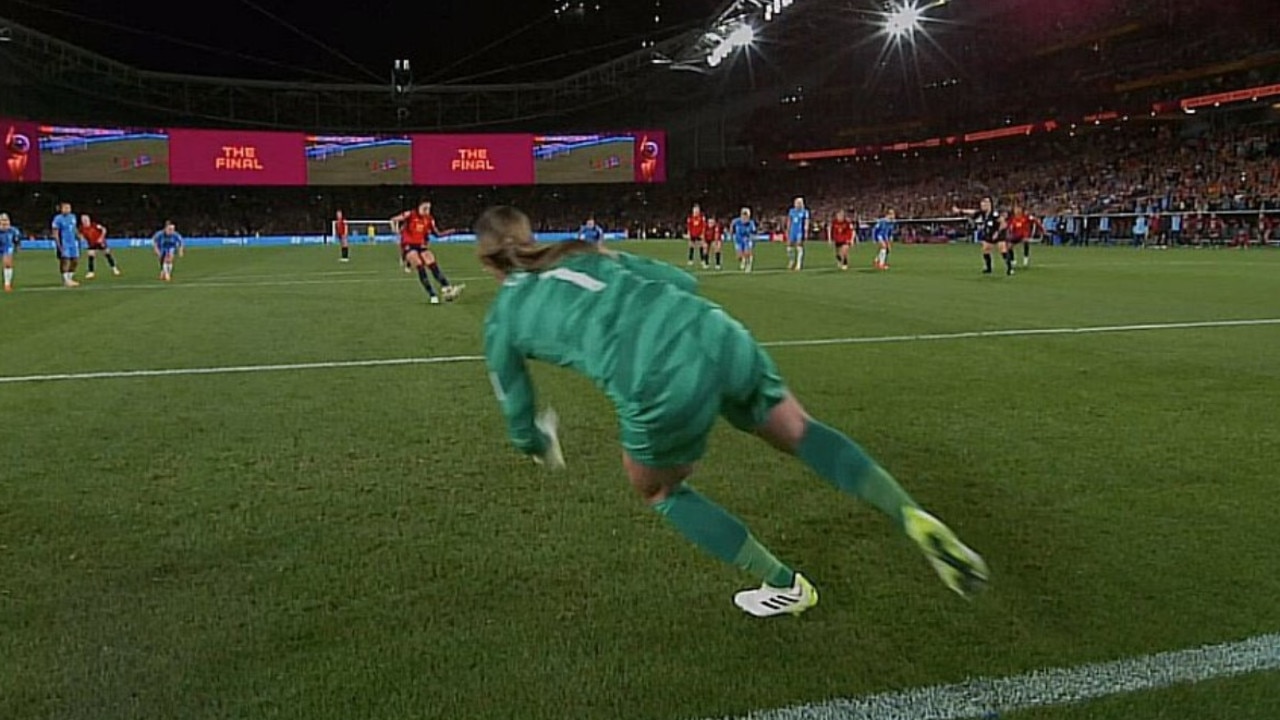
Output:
top-left (329, 219), bottom-right (398, 244)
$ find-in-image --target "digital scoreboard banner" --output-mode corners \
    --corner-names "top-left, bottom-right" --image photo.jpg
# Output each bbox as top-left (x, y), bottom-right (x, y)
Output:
top-left (39, 125), bottom-right (170, 183)
top-left (412, 133), bottom-right (535, 186)
top-left (1, 119), bottom-right (42, 183)
top-left (306, 135), bottom-right (412, 185)
top-left (169, 129), bottom-right (306, 185)
top-left (13, 119), bottom-right (666, 186)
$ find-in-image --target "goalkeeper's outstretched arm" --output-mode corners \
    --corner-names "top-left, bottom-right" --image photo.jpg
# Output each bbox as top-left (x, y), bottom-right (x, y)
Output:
top-left (484, 321), bottom-right (546, 458)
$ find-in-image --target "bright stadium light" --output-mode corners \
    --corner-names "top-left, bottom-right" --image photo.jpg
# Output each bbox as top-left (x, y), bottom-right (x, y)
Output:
top-left (727, 23), bottom-right (755, 48)
top-left (885, 2), bottom-right (923, 39)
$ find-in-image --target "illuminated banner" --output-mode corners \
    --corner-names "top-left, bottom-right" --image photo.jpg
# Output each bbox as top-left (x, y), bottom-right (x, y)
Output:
top-left (1, 119), bottom-right (42, 183)
top-left (535, 134), bottom-right (635, 184)
top-left (633, 131), bottom-right (666, 183)
top-left (169, 129), bottom-right (306, 185)
top-left (306, 135), bottom-right (411, 185)
top-left (413, 133), bottom-right (534, 185)
top-left (1180, 83), bottom-right (1280, 111)
top-left (39, 125), bottom-right (170, 183)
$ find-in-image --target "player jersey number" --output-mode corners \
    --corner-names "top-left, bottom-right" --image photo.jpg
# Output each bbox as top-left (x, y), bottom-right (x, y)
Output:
top-left (542, 267), bottom-right (606, 292)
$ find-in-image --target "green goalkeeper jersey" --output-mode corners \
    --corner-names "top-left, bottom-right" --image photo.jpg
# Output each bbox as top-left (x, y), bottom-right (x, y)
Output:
top-left (484, 251), bottom-right (708, 455)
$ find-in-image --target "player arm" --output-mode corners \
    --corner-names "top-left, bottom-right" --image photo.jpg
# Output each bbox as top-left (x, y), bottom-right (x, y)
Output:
top-left (616, 252), bottom-right (699, 294)
top-left (484, 320), bottom-right (547, 457)
top-left (389, 211), bottom-right (408, 234)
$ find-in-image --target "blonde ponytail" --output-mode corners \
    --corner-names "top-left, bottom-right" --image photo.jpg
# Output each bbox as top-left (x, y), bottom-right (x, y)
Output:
top-left (475, 206), bottom-right (604, 274)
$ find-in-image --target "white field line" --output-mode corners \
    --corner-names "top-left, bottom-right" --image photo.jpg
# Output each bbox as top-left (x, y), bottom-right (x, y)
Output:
top-left (709, 632), bottom-right (1280, 720)
top-left (1, 318), bottom-right (1276, 386)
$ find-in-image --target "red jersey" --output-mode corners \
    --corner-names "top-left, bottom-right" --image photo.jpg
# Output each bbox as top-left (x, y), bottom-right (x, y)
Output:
top-left (830, 218), bottom-right (855, 243)
top-left (400, 211), bottom-right (435, 246)
top-left (704, 220), bottom-right (719, 242)
top-left (335, 218), bottom-right (348, 239)
top-left (687, 214), bottom-right (707, 240)
top-left (1007, 214), bottom-right (1032, 240)
top-left (81, 223), bottom-right (107, 247)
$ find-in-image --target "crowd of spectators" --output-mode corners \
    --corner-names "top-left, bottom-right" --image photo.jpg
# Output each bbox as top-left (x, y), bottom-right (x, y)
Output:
top-left (2, 120), bottom-right (1278, 245)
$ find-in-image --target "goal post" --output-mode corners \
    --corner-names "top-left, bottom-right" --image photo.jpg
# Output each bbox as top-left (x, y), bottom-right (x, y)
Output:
top-left (329, 219), bottom-right (398, 244)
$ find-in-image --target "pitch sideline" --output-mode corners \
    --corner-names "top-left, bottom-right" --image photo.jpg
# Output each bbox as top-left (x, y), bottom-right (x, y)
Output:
top-left (707, 631), bottom-right (1280, 720)
top-left (1, 317), bottom-right (1277, 385)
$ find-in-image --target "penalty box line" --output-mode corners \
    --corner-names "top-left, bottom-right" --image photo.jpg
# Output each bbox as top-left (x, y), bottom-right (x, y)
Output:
top-left (1, 317), bottom-right (1278, 385)
top-left (707, 631), bottom-right (1280, 720)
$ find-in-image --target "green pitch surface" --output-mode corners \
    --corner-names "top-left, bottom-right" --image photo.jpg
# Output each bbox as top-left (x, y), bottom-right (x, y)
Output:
top-left (306, 144), bottom-right (413, 185)
top-left (2, 242), bottom-right (1278, 720)
top-left (40, 139), bottom-right (171, 184)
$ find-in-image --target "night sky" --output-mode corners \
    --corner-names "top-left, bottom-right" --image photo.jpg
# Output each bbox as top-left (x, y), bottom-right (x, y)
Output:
top-left (4, 0), bottom-right (718, 83)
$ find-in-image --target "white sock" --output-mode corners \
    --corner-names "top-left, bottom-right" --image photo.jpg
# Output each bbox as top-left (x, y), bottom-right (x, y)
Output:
top-left (62, 272), bottom-right (72, 283)
top-left (878, 249), bottom-right (887, 264)
top-left (786, 247), bottom-right (794, 264)
top-left (164, 263), bottom-right (172, 275)
top-left (3, 267), bottom-right (11, 285)
top-left (796, 247), bottom-right (805, 268)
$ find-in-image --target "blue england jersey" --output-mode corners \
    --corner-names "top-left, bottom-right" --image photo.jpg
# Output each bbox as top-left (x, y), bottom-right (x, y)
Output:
top-left (52, 212), bottom-right (78, 247)
top-left (873, 218), bottom-right (895, 243)
top-left (787, 207), bottom-right (810, 242)
top-left (153, 230), bottom-right (183, 248)
top-left (0, 227), bottom-right (20, 255)
top-left (731, 218), bottom-right (757, 247)
top-left (579, 224), bottom-right (604, 243)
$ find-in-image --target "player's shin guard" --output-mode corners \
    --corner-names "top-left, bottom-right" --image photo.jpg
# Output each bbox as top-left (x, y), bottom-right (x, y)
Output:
top-left (796, 419), bottom-right (920, 529)
top-left (428, 262), bottom-right (449, 286)
top-left (416, 266), bottom-right (437, 296)
top-left (654, 484), bottom-right (795, 588)
top-left (983, 252), bottom-right (993, 272)
top-left (341, 246), bottom-right (349, 260)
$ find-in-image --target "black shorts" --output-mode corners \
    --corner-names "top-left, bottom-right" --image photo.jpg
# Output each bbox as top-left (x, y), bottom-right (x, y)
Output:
top-left (86, 242), bottom-right (108, 251)
top-left (401, 244), bottom-right (428, 257)
top-left (1008, 236), bottom-right (1026, 245)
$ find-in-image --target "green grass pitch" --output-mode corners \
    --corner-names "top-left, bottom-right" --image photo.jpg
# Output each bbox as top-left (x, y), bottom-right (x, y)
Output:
top-left (1, 241), bottom-right (1278, 720)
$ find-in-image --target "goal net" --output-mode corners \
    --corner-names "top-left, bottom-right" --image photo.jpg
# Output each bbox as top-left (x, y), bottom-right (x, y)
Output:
top-left (329, 219), bottom-right (398, 244)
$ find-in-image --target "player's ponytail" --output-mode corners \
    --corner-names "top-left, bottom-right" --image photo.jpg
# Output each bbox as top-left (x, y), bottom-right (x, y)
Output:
top-left (475, 205), bottom-right (602, 274)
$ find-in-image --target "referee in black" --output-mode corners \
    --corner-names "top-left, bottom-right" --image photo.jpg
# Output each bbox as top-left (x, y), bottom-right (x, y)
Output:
top-left (953, 197), bottom-right (1012, 275)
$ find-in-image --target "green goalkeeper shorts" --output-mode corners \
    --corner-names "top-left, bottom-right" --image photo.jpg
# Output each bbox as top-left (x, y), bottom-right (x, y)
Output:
top-left (617, 307), bottom-right (788, 468)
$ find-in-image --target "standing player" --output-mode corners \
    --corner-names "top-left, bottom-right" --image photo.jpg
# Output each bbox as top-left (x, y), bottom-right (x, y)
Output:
top-left (578, 216), bottom-right (605, 246)
top-left (686, 204), bottom-right (708, 268)
top-left (80, 214), bottom-right (121, 279)
top-left (391, 200), bottom-right (463, 304)
top-left (829, 209), bottom-right (856, 271)
top-left (51, 201), bottom-right (81, 288)
top-left (335, 210), bottom-right (350, 262)
top-left (475, 205), bottom-right (988, 616)
top-left (872, 209), bottom-right (896, 270)
top-left (151, 221), bottom-right (184, 282)
top-left (786, 197), bottom-right (810, 271)
top-left (1, 213), bottom-right (21, 292)
top-left (1005, 205), bottom-right (1034, 268)
top-left (704, 214), bottom-right (723, 271)
top-left (953, 198), bottom-right (1011, 276)
top-left (731, 208), bottom-right (757, 273)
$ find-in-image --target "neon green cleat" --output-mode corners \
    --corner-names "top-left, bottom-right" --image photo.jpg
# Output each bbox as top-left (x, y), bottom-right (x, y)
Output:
top-left (903, 507), bottom-right (989, 599)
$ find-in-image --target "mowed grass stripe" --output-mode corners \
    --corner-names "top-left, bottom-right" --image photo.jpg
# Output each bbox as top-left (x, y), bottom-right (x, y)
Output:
top-left (1, 317), bottom-right (1277, 385)
top-left (712, 632), bottom-right (1280, 720)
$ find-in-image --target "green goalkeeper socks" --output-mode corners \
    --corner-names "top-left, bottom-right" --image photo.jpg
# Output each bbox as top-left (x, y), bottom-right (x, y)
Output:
top-left (653, 485), bottom-right (796, 588)
top-left (797, 419), bottom-right (920, 528)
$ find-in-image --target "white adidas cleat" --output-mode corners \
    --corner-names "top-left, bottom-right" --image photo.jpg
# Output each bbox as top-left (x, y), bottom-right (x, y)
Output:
top-left (429, 295), bottom-right (441, 305)
top-left (532, 407), bottom-right (566, 470)
top-left (734, 573), bottom-right (818, 617)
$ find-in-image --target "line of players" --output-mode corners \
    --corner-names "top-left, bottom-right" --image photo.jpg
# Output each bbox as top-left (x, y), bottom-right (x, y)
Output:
top-left (682, 198), bottom-right (897, 274)
top-left (682, 196), bottom-right (1041, 276)
top-left (0, 201), bottom-right (187, 291)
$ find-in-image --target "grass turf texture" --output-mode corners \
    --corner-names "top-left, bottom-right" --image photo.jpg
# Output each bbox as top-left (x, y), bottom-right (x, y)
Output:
top-left (2, 242), bottom-right (1278, 720)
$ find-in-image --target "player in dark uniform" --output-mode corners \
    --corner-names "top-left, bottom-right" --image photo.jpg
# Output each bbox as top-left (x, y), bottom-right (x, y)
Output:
top-left (953, 197), bottom-right (1012, 276)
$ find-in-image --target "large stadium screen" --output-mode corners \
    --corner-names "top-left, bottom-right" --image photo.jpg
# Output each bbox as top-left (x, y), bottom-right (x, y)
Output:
top-left (168, 128), bottom-right (307, 185)
top-left (1, 119), bottom-right (43, 183)
top-left (306, 135), bottom-right (412, 185)
top-left (632, 131), bottom-right (666, 184)
top-left (38, 125), bottom-right (170, 184)
top-left (534, 134), bottom-right (635, 184)
top-left (412, 133), bottom-right (535, 185)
